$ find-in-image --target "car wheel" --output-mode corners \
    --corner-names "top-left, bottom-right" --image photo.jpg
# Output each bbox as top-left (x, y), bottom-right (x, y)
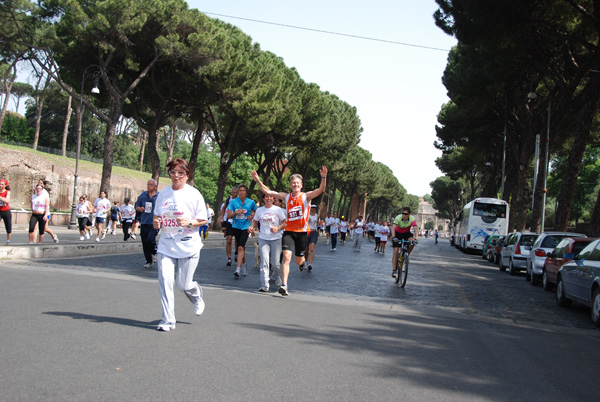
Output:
top-left (509, 260), bottom-right (517, 276)
top-left (542, 268), bottom-right (553, 291)
top-left (531, 271), bottom-right (539, 286)
top-left (499, 257), bottom-right (506, 272)
top-left (556, 276), bottom-right (572, 307)
top-left (592, 288), bottom-right (600, 328)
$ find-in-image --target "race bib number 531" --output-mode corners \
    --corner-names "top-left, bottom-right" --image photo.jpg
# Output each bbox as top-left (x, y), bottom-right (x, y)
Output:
top-left (288, 206), bottom-right (302, 221)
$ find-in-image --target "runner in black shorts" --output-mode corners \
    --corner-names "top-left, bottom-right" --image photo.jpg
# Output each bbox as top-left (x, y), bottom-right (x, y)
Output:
top-left (252, 167), bottom-right (328, 296)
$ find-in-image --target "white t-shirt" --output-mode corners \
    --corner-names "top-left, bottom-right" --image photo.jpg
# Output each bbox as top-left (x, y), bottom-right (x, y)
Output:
top-left (31, 193), bottom-right (48, 213)
top-left (374, 224), bottom-right (381, 238)
top-left (354, 219), bottom-right (364, 234)
top-left (340, 221), bottom-right (348, 233)
top-left (120, 204), bottom-right (136, 221)
top-left (94, 198), bottom-right (111, 218)
top-left (379, 226), bottom-right (390, 242)
top-left (207, 207), bottom-right (214, 225)
top-left (253, 205), bottom-right (286, 241)
top-left (154, 184), bottom-right (207, 258)
top-left (77, 201), bottom-right (90, 218)
top-left (308, 213), bottom-right (319, 231)
top-left (329, 218), bottom-right (340, 234)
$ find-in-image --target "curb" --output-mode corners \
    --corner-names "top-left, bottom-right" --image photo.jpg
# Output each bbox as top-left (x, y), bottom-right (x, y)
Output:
top-left (0, 236), bottom-right (257, 260)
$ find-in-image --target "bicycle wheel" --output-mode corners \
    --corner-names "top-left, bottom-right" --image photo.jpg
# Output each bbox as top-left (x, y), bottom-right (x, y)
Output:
top-left (394, 253), bottom-right (402, 284)
top-left (399, 252), bottom-right (408, 288)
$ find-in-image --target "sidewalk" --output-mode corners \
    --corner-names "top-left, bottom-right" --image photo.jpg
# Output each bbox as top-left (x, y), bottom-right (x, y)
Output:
top-left (0, 225), bottom-right (248, 259)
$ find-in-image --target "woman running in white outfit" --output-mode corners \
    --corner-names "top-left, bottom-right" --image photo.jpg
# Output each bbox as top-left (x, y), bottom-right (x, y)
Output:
top-left (153, 158), bottom-right (208, 332)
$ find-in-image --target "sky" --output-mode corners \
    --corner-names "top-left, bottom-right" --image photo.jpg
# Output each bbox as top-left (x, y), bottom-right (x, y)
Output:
top-left (189, 0), bottom-right (457, 196)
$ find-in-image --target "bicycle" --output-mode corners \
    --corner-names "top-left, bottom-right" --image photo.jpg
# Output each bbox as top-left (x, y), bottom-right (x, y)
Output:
top-left (392, 238), bottom-right (415, 288)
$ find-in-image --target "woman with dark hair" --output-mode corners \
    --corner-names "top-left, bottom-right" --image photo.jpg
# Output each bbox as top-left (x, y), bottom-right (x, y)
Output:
top-left (0, 179), bottom-right (12, 244)
top-left (152, 158), bottom-right (208, 332)
top-left (29, 183), bottom-right (50, 244)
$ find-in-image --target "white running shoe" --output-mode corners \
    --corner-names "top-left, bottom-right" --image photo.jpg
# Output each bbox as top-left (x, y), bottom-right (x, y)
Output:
top-left (156, 323), bottom-right (176, 332)
top-left (234, 268), bottom-right (240, 278)
top-left (278, 284), bottom-right (289, 296)
top-left (95, 238), bottom-right (100, 242)
top-left (131, 234), bottom-right (136, 240)
top-left (243, 262), bottom-right (248, 276)
top-left (79, 236), bottom-right (85, 241)
top-left (194, 299), bottom-right (205, 316)
top-left (53, 235), bottom-right (59, 243)
top-left (85, 232), bottom-right (90, 240)
top-left (101, 232), bottom-right (106, 240)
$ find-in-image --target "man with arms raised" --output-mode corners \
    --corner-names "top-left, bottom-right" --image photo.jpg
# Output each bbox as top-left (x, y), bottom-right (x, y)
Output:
top-left (251, 167), bottom-right (327, 296)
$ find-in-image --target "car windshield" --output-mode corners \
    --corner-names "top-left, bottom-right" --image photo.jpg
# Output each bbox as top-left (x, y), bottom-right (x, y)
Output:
top-left (541, 235), bottom-right (568, 249)
top-left (520, 235), bottom-right (537, 247)
top-left (572, 241), bottom-right (592, 257)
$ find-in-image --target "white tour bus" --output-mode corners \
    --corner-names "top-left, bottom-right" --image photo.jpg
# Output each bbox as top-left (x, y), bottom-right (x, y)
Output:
top-left (456, 198), bottom-right (509, 251)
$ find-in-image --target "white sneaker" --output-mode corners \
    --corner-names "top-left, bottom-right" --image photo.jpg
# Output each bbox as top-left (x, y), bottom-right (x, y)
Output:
top-left (53, 235), bottom-right (59, 243)
top-left (194, 299), bottom-right (205, 316)
top-left (152, 255), bottom-right (157, 263)
top-left (101, 232), bottom-right (106, 239)
top-left (95, 238), bottom-right (100, 242)
top-left (112, 231), bottom-right (117, 236)
top-left (156, 323), bottom-right (176, 332)
top-left (243, 263), bottom-right (248, 276)
top-left (131, 234), bottom-right (136, 240)
top-left (234, 268), bottom-right (240, 278)
top-left (143, 262), bottom-right (152, 269)
top-left (85, 232), bottom-right (90, 240)
top-left (79, 236), bottom-right (85, 241)
top-left (278, 284), bottom-right (289, 296)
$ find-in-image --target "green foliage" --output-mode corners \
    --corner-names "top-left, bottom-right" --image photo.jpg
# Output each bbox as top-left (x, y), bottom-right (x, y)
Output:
top-left (0, 111), bottom-right (33, 142)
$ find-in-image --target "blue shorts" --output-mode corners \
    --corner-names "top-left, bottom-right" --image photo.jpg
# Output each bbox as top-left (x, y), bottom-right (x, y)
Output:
top-left (96, 217), bottom-right (106, 224)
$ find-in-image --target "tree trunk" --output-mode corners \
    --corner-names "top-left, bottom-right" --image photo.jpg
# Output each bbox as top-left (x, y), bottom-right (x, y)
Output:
top-left (0, 63), bottom-right (17, 133)
top-left (147, 123), bottom-right (161, 181)
top-left (589, 189), bottom-right (600, 237)
top-left (553, 97), bottom-right (597, 230)
top-left (61, 94), bottom-right (73, 157)
top-left (187, 122), bottom-right (205, 186)
top-left (138, 127), bottom-right (147, 172)
top-left (99, 103), bottom-right (122, 194)
top-left (32, 95), bottom-right (45, 150)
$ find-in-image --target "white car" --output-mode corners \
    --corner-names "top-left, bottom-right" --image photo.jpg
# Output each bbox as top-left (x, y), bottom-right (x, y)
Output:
top-left (499, 232), bottom-right (538, 275)
top-left (527, 232), bottom-right (587, 286)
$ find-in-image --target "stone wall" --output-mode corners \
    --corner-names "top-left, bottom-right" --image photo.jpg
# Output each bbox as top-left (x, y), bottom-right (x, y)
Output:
top-left (0, 147), bottom-right (166, 214)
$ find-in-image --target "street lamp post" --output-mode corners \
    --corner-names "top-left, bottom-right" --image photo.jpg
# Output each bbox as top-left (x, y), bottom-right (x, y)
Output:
top-left (69, 65), bottom-right (103, 229)
top-left (540, 98), bottom-right (551, 232)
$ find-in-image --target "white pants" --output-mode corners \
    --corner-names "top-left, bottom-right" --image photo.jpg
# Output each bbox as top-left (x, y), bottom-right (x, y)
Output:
top-left (258, 238), bottom-right (282, 289)
top-left (157, 252), bottom-right (202, 326)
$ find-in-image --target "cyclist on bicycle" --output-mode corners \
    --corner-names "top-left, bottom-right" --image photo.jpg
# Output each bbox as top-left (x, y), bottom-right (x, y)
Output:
top-left (391, 207), bottom-right (418, 277)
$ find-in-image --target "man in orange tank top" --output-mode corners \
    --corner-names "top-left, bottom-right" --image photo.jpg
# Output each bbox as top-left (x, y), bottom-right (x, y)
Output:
top-left (251, 166), bottom-right (327, 296)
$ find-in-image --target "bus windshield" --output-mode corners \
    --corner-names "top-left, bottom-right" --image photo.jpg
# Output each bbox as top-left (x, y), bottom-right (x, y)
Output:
top-left (473, 202), bottom-right (507, 219)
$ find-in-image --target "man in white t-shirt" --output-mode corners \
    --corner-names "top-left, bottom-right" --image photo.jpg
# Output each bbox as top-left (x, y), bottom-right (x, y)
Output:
top-left (93, 191), bottom-right (112, 242)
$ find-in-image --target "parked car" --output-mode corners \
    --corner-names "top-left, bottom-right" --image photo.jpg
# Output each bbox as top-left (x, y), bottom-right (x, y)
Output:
top-left (527, 232), bottom-right (587, 286)
top-left (491, 236), bottom-right (507, 265)
top-left (543, 237), bottom-right (596, 290)
top-left (482, 235), bottom-right (502, 260)
top-left (499, 232), bottom-right (538, 275)
top-left (556, 238), bottom-right (600, 327)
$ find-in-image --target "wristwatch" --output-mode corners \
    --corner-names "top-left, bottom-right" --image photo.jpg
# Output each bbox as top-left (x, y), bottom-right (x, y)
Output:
top-left (188, 221), bottom-right (194, 228)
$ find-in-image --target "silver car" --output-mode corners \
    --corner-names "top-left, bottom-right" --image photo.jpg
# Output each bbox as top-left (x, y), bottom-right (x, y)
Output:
top-left (499, 232), bottom-right (538, 275)
top-left (527, 232), bottom-right (587, 286)
top-left (556, 238), bottom-right (600, 327)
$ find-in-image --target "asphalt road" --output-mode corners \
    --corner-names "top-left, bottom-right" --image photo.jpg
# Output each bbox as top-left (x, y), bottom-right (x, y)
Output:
top-left (1, 235), bottom-right (598, 401)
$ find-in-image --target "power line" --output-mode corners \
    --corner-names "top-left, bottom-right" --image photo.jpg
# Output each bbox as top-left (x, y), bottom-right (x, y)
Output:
top-left (201, 12), bottom-right (451, 52)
